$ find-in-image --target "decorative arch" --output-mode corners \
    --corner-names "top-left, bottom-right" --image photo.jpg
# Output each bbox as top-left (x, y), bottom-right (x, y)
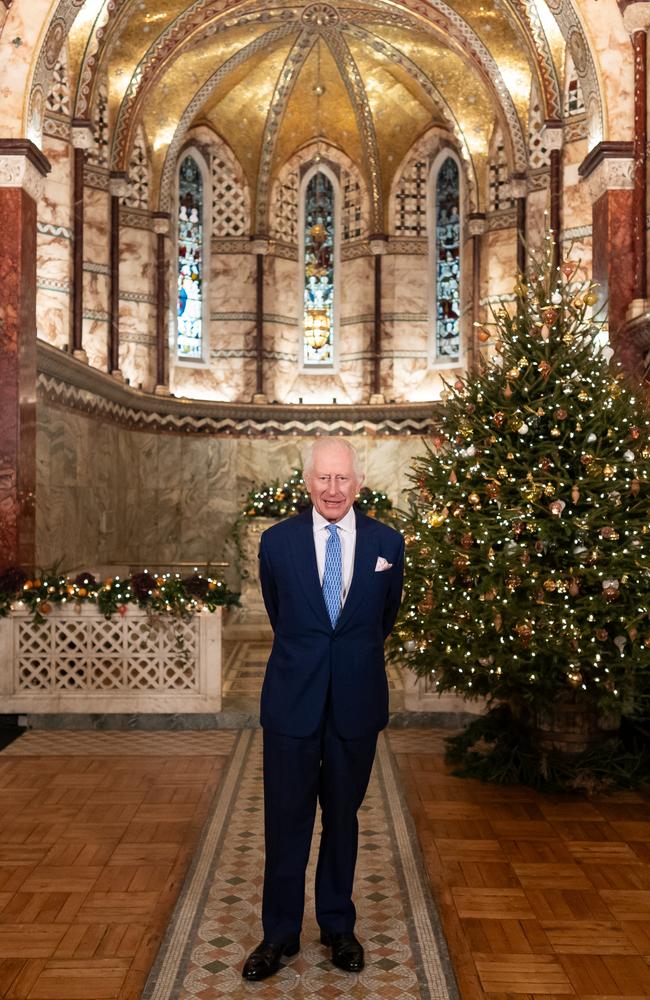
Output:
top-left (389, 126), bottom-right (465, 236)
top-left (428, 147), bottom-right (463, 364)
top-left (563, 49), bottom-right (586, 117)
top-left (270, 141), bottom-right (369, 247)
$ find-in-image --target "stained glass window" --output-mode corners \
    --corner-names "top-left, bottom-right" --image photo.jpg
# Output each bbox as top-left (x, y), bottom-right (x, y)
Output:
top-left (177, 155), bottom-right (203, 360)
top-left (435, 157), bottom-right (461, 360)
top-left (303, 171), bottom-right (335, 366)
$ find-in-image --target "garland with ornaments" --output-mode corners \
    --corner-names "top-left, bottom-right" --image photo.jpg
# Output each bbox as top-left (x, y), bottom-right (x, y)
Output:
top-left (242, 468), bottom-right (393, 519)
top-left (390, 240), bottom-right (650, 788)
top-left (0, 566), bottom-right (238, 625)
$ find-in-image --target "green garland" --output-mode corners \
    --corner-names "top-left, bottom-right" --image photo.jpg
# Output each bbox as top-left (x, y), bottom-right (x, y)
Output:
top-left (242, 467), bottom-right (394, 519)
top-left (0, 567), bottom-right (239, 625)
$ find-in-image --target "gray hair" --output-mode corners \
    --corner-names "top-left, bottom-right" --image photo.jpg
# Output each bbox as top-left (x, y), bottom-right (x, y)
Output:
top-left (303, 437), bottom-right (363, 481)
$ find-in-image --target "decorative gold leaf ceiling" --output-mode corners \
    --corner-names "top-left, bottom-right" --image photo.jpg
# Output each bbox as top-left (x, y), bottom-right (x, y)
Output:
top-left (67, 0), bottom-right (565, 222)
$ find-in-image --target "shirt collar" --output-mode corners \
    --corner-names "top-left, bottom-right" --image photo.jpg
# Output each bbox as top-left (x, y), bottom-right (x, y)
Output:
top-left (312, 506), bottom-right (357, 533)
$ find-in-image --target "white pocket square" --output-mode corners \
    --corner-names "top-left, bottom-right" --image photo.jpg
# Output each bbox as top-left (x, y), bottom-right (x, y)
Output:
top-left (375, 556), bottom-right (393, 572)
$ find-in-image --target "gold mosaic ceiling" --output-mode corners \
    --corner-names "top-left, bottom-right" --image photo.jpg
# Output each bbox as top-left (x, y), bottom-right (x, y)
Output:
top-left (69, 0), bottom-right (564, 221)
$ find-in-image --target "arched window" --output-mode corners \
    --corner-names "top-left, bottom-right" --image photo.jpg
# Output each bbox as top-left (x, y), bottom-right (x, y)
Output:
top-left (301, 166), bottom-right (337, 368)
top-left (431, 154), bottom-right (461, 362)
top-left (177, 154), bottom-right (205, 360)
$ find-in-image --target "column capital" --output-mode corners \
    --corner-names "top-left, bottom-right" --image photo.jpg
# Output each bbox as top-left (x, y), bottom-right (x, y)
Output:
top-left (250, 236), bottom-right (270, 255)
top-left (467, 213), bottom-right (486, 237)
top-left (109, 171), bottom-right (129, 199)
top-left (621, 1), bottom-right (650, 33)
top-left (543, 120), bottom-right (563, 150)
top-left (509, 173), bottom-right (528, 199)
top-left (0, 140), bottom-right (50, 202)
top-left (152, 211), bottom-right (170, 235)
top-left (578, 141), bottom-right (635, 202)
top-left (369, 234), bottom-right (388, 255)
top-left (70, 119), bottom-right (95, 150)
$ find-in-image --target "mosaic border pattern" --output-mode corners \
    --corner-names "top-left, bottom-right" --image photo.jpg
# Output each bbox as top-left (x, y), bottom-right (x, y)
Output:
top-left (36, 341), bottom-right (440, 436)
top-left (142, 729), bottom-right (459, 1000)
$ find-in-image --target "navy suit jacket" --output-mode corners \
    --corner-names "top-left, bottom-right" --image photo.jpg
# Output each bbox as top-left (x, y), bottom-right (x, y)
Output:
top-left (258, 506), bottom-right (404, 739)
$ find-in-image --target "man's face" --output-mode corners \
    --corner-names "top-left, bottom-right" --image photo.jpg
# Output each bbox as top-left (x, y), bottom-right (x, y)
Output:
top-left (305, 445), bottom-right (363, 523)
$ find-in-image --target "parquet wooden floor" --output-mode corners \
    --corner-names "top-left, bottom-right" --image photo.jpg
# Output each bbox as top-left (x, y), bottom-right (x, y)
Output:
top-left (389, 730), bottom-right (650, 1000)
top-left (2, 727), bottom-right (650, 998)
top-left (0, 732), bottom-right (235, 1000)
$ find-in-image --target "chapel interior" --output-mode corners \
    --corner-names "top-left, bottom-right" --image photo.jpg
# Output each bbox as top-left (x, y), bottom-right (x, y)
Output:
top-left (1, 0), bottom-right (650, 998)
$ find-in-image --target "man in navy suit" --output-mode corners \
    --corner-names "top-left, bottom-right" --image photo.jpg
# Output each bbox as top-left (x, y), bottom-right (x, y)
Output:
top-left (242, 437), bottom-right (404, 981)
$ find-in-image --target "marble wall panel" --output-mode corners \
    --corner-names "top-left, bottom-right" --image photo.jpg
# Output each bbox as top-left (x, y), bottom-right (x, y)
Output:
top-left (36, 284), bottom-right (69, 350)
top-left (211, 252), bottom-right (256, 314)
top-left (84, 187), bottom-right (109, 266)
top-left (120, 225), bottom-right (154, 296)
top-left (381, 254), bottom-right (428, 315)
top-left (0, 0), bottom-right (54, 136)
top-left (39, 134), bottom-right (71, 226)
top-left (483, 228), bottom-right (517, 304)
top-left (119, 300), bottom-right (156, 390)
top-left (573, 0), bottom-right (633, 141)
top-left (526, 184), bottom-right (549, 261)
top-left (36, 135), bottom-right (72, 350)
top-left (83, 313), bottom-right (109, 372)
top-left (36, 401), bottom-right (427, 585)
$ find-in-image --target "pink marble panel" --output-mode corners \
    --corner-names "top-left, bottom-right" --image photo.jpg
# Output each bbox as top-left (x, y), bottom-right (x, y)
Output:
top-left (0, 187), bottom-right (36, 571)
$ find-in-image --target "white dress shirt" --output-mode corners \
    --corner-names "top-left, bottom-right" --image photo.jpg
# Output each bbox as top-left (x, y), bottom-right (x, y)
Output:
top-left (313, 506), bottom-right (356, 605)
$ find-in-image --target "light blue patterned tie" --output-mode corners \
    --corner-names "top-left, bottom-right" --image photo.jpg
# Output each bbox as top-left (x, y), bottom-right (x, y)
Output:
top-left (322, 524), bottom-right (343, 628)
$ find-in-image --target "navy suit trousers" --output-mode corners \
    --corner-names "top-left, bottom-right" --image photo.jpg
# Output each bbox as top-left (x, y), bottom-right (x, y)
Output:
top-left (261, 707), bottom-right (377, 943)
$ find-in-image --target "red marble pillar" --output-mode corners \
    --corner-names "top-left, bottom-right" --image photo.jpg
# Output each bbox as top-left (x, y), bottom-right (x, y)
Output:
top-left (510, 176), bottom-right (528, 277)
top-left (251, 236), bottom-right (269, 403)
top-left (544, 122), bottom-right (563, 273)
top-left (0, 141), bottom-right (50, 572)
top-left (369, 235), bottom-right (387, 402)
top-left (633, 29), bottom-right (647, 299)
top-left (153, 212), bottom-right (170, 395)
top-left (467, 214), bottom-right (485, 374)
top-left (579, 142), bottom-right (636, 368)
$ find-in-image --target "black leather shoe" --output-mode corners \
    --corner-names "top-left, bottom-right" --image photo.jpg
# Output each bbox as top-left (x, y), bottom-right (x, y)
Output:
top-left (242, 938), bottom-right (300, 981)
top-left (320, 931), bottom-right (364, 972)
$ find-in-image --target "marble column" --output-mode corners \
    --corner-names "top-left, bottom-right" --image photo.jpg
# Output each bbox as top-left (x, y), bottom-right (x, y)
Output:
top-left (622, 3), bottom-right (650, 309)
top-left (578, 143), bottom-right (637, 362)
top-left (543, 122), bottom-right (563, 273)
top-left (251, 237), bottom-right (269, 404)
top-left (153, 212), bottom-right (170, 395)
top-left (0, 141), bottom-right (50, 573)
top-left (510, 175), bottom-right (528, 276)
top-left (70, 120), bottom-right (94, 363)
top-left (467, 214), bottom-right (486, 374)
top-left (109, 173), bottom-right (128, 379)
top-left (369, 235), bottom-right (387, 403)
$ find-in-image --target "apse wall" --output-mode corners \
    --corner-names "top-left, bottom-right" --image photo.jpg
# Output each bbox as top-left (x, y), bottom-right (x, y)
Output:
top-left (35, 347), bottom-right (431, 583)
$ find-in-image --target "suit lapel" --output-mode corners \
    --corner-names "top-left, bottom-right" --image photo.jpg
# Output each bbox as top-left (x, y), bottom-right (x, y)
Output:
top-left (289, 508), bottom-right (331, 627)
top-left (334, 510), bottom-right (378, 633)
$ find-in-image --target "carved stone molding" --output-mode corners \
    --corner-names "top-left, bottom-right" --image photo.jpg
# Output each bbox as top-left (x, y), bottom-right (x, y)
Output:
top-left (578, 141), bottom-right (635, 202)
top-left (70, 119), bottom-right (94, 150)
top-left (36, 341), bottom-right (441, 437)
top-left (622, 1), bottom-right (650, 34)
top-left (0, 140), bottom-right (51, 201)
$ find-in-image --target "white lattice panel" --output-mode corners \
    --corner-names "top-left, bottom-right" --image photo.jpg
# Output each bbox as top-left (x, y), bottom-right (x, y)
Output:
top-left (0, 605), bottom-right (222, 713)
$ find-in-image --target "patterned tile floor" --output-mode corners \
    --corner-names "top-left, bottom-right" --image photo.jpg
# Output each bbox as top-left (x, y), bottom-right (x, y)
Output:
top-left (143, 731), bottom-right (457, 1000)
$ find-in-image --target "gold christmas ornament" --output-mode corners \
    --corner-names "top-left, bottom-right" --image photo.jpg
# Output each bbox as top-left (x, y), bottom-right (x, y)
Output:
top-left (418, 590), bottom-right (434, 614)
top-left (550, 426), bottom-right (561, 437)
top-left (577, 390), bottom-right (589, 402)
top-left (584, 291), bottom-right (598, 306)
top-left (468, 492), bottom-right (481, 506)
top-left (571, 485), bottom-right (580, 503)
top-left (426, 508), bottom-right (448, 528)
top-left (543, 579), bottom-right (557, 591)
top-left (478, 329), bottom-right (491, 343)
top-left (497, 466), bottom-right (508, 478)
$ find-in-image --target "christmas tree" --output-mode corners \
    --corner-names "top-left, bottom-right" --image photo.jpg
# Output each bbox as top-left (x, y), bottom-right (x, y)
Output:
top-left (391, 241), bottom-right (650, 788)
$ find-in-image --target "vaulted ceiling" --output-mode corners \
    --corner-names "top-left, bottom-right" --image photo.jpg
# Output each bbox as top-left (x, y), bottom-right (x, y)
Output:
top-left (61, 0), bottom-right (568, 223)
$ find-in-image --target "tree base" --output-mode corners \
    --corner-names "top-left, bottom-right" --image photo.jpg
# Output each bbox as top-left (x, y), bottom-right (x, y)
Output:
top-left (445, 705), bottom-right (650, 793)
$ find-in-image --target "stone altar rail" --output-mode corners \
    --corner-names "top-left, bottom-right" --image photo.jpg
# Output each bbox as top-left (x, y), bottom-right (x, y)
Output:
top-left (0, 604), bottom-right (222, 714)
